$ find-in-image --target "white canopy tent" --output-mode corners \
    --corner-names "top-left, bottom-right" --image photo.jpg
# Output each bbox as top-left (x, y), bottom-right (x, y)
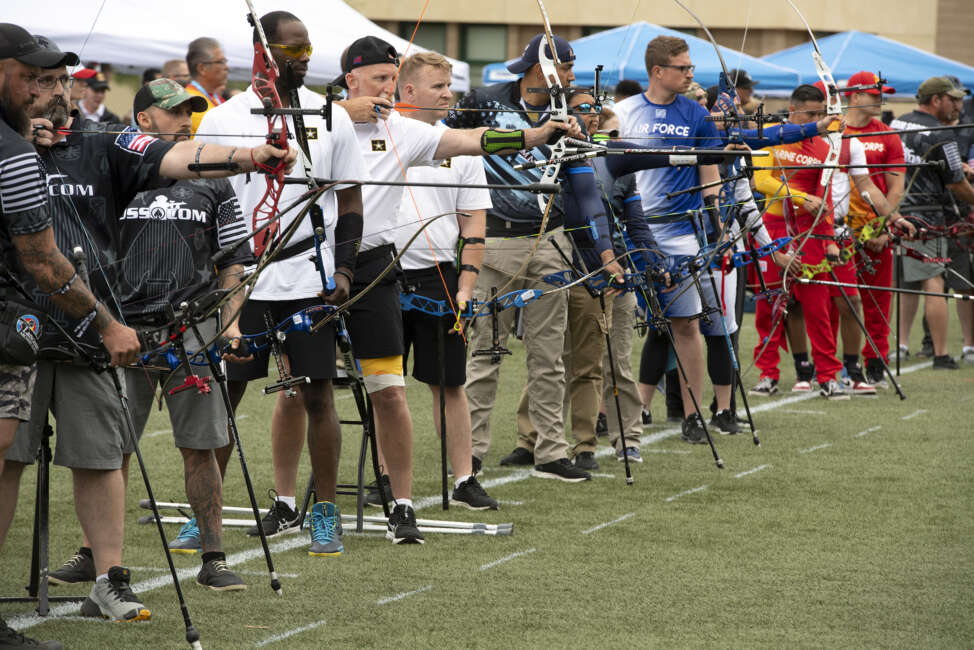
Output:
top-left (5, 0), bottom-right (470, 91)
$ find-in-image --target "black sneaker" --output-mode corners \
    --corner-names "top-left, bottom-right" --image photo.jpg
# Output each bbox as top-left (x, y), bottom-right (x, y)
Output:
top-left (572, 451), bottom-right (599, 470)
top-left (595, 413), bottom-right (608, 437)
top-left (48, 547), bottom-right (95, 585)
top-left (531, 458), bottom-right (591, 483)
top-left (641, 409), bottom-right (652, 426)
top-left (451, 476), bottom-right (499, 510)
top-left (196, 559), bottom-right (247, 591)
top-left (681, 414), bottom-right (707, 444)
top-left (247, 492), bottom-right (300, 538)
top-left (0, 615), bottom-right (63, 649)
top-left (365, 474), bottom-right (391, 508)
top-left (932, 355), bottom-right (959, 370)
top-left (865, 358), bottom-right (887, 387)
top-left (499, 447), bottom-right (534, 466)
top-left (472, 455), bottom-right (482, 475)
top-left (710, 409), bottom-right (740, 435)
top-left (916, 341), bottom-right (934, 358)
top-left (386, 504), bottom-right (424, 544)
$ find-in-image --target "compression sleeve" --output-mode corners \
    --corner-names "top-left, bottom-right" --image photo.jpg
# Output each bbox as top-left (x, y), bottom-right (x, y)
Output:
top-left (740, 122), bottom-right (816, 148)
top-left (333, 211), bottom-right (363, 273)
top-left (563, 163), bottom-right (614, 273)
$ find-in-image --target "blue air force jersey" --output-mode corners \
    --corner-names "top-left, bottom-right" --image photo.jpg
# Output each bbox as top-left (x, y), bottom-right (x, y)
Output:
top-left (615, 93), bottom-right (720, 238)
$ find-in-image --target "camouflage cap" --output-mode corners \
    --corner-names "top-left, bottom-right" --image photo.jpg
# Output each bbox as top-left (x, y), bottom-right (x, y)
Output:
top-left (133, 78), bottom-right (208, 114)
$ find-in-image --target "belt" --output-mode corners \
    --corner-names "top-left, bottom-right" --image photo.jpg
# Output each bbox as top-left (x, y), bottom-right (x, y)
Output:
top-left (355, 243), bottom-right (395, 266)
top-left (485, 214), bottom-right (563, 238)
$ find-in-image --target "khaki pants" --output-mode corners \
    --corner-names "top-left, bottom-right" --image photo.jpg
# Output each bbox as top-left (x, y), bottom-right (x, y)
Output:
top-left (516, 285), bottom-right (606, 456)
top-left (466, 228), bottom-right (570, 465)
top-left (601, 292), bottom-right (643, 452)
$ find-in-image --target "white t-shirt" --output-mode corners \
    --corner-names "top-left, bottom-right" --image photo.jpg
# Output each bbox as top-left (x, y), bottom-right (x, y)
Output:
top-left (196, 86), bottom-right (367, 301)
top-left (353, 110), bottom-right (445, 251)
top-left (395, 122), bottom-right (492, 270)
top-left (832, 138), bottom-right (867, 220)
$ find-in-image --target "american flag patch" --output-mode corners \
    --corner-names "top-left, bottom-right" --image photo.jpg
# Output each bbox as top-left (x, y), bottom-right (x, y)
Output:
top-left (114, 128), bottom-right (157, 156)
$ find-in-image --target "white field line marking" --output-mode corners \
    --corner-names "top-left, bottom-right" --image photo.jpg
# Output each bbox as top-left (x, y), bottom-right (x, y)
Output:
top-left (855, 425), bottom-right (882, 438)
top-left (664, 485), bottom-right (709, 503)
top-left (11, 359), bottom-right (936, 633)
top-left (580, 512), bottom-right (635, 535)
top-left (642, 448), bottom-right (691, 455)
top-left (480, 547), bottom-right (537, 571)
top-left (376, 585), bottom-right (432, 605)
top-left (734, 464), bottom-right (771, 478)
top-left (497, 500), bottom-right (525, 506)
top-left (590, 472), bottom-right (615, 478)
top-left (901, 409), bottom-right (927, 420)
top-left (237, 413), bottom-right (250, 420)
top-left (127, 566), bottom-right (301, 579)
top-left (799, 442), bottom-right (833, 454)
top-left (145, 429), bottom-right (171, 438)
top-left (255, 619), bottom-right (327, 647)
top-left (780, 409), bottom-right (827, 415)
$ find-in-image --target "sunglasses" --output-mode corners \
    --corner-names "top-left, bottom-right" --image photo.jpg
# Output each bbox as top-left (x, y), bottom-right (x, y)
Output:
top-left (269, 43), bottom-right (313, 58)
top-left (572, 103), bottom-right (602, 114)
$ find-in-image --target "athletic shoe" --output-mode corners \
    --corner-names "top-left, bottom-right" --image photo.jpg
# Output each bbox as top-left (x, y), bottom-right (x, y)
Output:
top-left (820, 379), bottom-right (850, 400)
top-left (791, 380), bottom-right (814, 393)
top-left (595, 412), bottom-right (608, 437)
top-left (573, 451), bottom-right (599, 470)
top-left (451, 476), bottom-right (499, 510)
top-left (248, 492), bottom-right (301, 538)
top-left (710, 409), bottom-right (740, 435)
top-left (961, 347), bottom-right (974, 363)
top-left (795, 360), bottom-right (816, 383)
top-left (386, 504), bottom-right (424, 544)
top-left (48, 547), bottom-right (94, 585)
top-left (641, 409), bottom-right (652, 426)
top-left (893, 344), bottom-right (910, 362)
top-left (932, 355), bottom-right (959, 370)
top-left (81, 567), bottom-right (150, 621)
top-left (365, 474), bottom-right (391, 508)
top-left (168, 517), bottom-right (200, 554)
top-left (472, 455), bottom-right (483, 475)
top-left (749, 376), bottom-right (778, 397)
top-left (848, 380), bottom-right (877, 396)
top-left (865, 359), bottom-right (888, 388)
top-left (196, 559), bottom-right (246, 591)
top-left (916, 341), bottom-right (934, 359)
top-left (681, 414), bottom-right (707, 444)
top-left (617, 447), bottom-right (643, 463)
top-left (0, 615), bottom-right (63, 649)
top-left (308, 501), bottom-right (343, 556)
top-left (531, 458), bottom-right (591, 483)
top-left (499, 447), bottom-right (534, 466)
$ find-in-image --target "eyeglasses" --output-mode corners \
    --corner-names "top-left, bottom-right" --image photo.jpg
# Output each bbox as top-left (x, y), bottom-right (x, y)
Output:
top-left (37, 74), bottom-right (70, 90)
top-left (201, 58), bottom-right (228, 66)
top-left (269, 43), bottom-right (313, 58)
top-left (572, 103), bottom-right (602, 114)
top-left (659, 64), bottom-right (695, 75)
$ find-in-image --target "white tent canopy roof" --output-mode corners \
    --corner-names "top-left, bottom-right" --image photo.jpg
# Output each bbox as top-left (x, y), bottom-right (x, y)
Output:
top-left (5, 0), bottom-right (470, 91)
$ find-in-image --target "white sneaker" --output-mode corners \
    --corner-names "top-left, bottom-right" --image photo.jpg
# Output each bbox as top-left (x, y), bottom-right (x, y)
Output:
top-left (791, 380), bottom-right (814, 393)
top-left (80, 567), bottom-right (150, 622)
top-left (749, 376), bottom-right (779, 396)
top-left (849, 380), bottom-right (877, 396)
top-left (819, 379), bottom-right (851, 401)
top-left (961, 347), bottom-right (974, 363)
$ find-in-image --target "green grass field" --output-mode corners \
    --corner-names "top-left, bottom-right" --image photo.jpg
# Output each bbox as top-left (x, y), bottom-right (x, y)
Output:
top-left (2, 311), bottom-right (973, 649)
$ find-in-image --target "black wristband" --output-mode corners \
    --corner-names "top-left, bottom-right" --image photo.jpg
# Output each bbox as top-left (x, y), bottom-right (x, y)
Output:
top-left (334, 268), bottom-right (353, 284)
top-left (460, 237), bottom-right (485, 246)
top-left (459, 264), bottom-right (480, 275)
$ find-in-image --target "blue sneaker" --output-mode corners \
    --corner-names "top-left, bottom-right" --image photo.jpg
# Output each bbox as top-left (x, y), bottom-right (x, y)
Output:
top-left (616, 447), bottom-right (643, 464)
top-left (308, 502), bottom-right (343, 557)
top-left (168, 517), bottom-right (200, 554)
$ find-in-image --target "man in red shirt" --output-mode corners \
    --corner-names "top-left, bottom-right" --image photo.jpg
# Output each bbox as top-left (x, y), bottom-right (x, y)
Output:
top-left (843, 71), bottom-right (907, 387)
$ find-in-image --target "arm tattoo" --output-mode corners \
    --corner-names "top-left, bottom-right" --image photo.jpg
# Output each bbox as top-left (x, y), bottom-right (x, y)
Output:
top-left (217, 264), bottom-right (247, 327)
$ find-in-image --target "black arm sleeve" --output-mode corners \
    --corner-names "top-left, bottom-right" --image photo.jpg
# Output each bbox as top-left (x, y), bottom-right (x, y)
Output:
top-left (333, 211), bottom-right (363, 272)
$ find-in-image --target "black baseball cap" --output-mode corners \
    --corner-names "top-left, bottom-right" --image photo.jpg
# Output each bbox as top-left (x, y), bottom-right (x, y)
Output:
top-left (507, 33), bottom-right (575, 74)
top-left (0, 24), bottom-right (78, 67)
top-left (331, 36), bottom-right (399, 88)
top-left (31, 35), bottom-right (80, 68)
top-left (727, 68), bottom-right (758, 88)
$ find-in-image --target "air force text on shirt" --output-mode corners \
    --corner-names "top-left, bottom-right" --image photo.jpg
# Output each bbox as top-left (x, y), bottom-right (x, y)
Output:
top-left (628, 119), bottom-right (692, 138)
top-left (120, 195), bottom-right (208, 222)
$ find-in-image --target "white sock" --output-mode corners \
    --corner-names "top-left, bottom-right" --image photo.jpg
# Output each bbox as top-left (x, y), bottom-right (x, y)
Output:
top-left (395, 498), bottom-right (413, 510)
top-left (454, 474), bottom-right (471, 490)
top-left (278, 495), bottom-right (296, 509)
top-left (96, 572), bottom-right (108, 582)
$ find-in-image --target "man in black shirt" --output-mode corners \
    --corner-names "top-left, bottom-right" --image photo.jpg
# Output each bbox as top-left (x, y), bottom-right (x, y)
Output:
top-left (0, 33), bottom-right (296, 623)
top-left (891, 77), bottom-right (974, 369)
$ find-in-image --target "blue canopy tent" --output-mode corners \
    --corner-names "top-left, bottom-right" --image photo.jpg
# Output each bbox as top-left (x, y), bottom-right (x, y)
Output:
top-left (482, 22), bottom-right (801, 91)
top-left (762, 31), bottom-right (974, 97)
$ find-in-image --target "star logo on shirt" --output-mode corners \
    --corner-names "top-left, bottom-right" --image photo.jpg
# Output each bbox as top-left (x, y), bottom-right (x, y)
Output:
top-left (371, 139), bottom-right (386, 152)
top-left (440, 159), bottom-right (452, 169)
top-left (305, 127), bottom-right (318, 140)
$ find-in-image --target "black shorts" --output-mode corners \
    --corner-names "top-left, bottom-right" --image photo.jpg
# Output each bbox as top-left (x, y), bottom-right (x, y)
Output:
top-left (946, 237), bottom-right (973, 293)
top-left (346, 245), bottom-right (404, 359)
top-left (402, 265), bottom-right (466, 387)
top-left (226, 297), bottom-right (337, 382)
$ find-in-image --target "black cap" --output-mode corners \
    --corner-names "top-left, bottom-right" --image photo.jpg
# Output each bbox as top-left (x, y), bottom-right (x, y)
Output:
top-left (331, 36), bottom-right (399, 88)
top-left (507, 33), bottom-right (575, 74)
top-left (30, 35), bottom-right (80, 68)
top-left (727, 68), bottom-right (758, 88)
top-left (0, 24), bottom-right (78, 67)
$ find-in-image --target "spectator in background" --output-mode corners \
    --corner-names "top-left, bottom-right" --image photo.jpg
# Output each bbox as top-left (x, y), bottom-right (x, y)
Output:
top-left (613, 79), bottom-right (642, 104)
top-left (728, 68), bottom-right (759, 112)
top-left (74, 68), bottom-right (120, 123)
top-left (162, 58), bottom-right (191, 85)
top-left (185, 36), bottom-right (228, 134)
top-left (684, 81), bottom-right (706, 107)
top-left (141, 67), bottom-right (160, 85)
